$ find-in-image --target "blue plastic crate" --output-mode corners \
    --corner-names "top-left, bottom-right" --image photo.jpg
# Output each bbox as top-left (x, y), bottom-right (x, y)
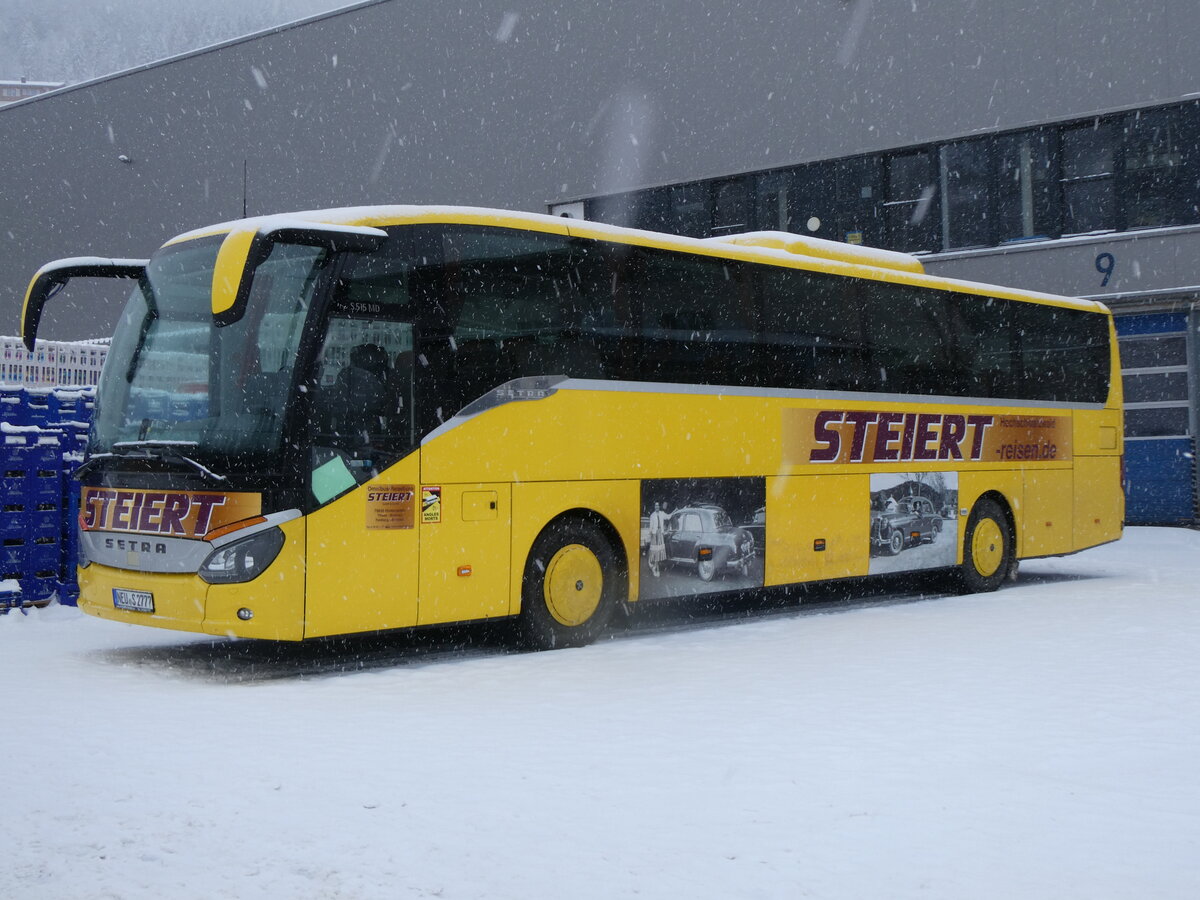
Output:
top-left (27, 441), bottom-right (61, 467)
top-left (0, 395), bottom-right (21, 425)
top-left (1, 537), bottom-right (28, 576)
top-left (50, 390), bottom-right (87, 420)
top-left (1, 475), bottom-right (27, 503)
top-left (1, 503), bottom-right (28, 540)
top-left (24, 473), bottom-right (62, 507)
top-left (28, 538), bottom-right (61, 574)
top-left (0, 577), bottom-right (22, 612)
top-left (58, 580), bottom-right (79, 607)
top-left (27, 507), bottom-right (61, 542)
top-left (63, 492), bottom-right (80, 537)
top-left (17, 573), bottom-right (57, 606)
top-left (1, 440), bottom-right (32, 472)
top-left (22, 396), bottom-right (52, 427)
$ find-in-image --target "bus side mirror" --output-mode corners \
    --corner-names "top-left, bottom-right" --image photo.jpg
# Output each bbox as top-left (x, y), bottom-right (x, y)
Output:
top-left (211, 220), bottom-right (388, 326)
top-left (21, 257), bottom-right (147, 351)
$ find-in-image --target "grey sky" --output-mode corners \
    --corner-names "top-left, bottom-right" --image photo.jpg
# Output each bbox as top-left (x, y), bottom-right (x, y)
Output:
top-left (2, 0), bottom-right (358, 85)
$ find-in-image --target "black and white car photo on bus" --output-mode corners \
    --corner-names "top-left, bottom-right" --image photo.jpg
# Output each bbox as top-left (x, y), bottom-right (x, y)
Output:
top-left (640, 477), bottom-right (765, 600)
top-left (868, 471), bottom-right (959, 575)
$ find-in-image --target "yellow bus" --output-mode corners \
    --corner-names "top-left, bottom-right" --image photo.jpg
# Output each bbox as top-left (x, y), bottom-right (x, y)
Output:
top-left (21, 206), bottom-right (1123, 648)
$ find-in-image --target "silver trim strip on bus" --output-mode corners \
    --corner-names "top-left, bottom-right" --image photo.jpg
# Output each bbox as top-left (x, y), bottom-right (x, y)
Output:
top-left (422, 376), bottom-right (1108, 445)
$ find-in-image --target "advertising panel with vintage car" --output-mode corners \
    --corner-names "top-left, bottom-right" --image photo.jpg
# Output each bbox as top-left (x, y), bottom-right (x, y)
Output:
top-left (663, 505), bottom-right (756, 581)
top-left (871, 495), bottom-right (943, 555)
top-left (742, 506), bottom-right (766, 550)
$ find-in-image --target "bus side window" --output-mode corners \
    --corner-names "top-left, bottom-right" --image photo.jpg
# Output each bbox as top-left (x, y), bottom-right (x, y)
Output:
top-left (759, 267), bottom-right (866, 392)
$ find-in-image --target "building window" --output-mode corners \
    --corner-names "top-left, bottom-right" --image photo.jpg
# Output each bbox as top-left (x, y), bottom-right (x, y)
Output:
top-left (755, 172), bottom-right (792, 232)
top-left (667, 183), bottom-right (711, 238)
top-left (1061, 120), bottom-right (1116, 234)
top-left (1120, 105), bottom-right (1196, 229)
top-left (586, 192), bottom-right (638, 229)
top-left (790, 162), bottom-right (836, 242)
top-left (995, 128), bottom-right (1059, 242)
top-left (941, 139), bottom-right (993, 249)
top-left (883, 150), bottom-right (938, 252)
top-left (578, 100), bottom-right (1200, 252)
top-left (711, 179), bottom-right (753, 235)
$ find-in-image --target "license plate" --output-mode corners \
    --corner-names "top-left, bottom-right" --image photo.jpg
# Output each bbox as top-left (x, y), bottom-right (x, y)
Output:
top-left (112, 588), bottom-right (154, 613)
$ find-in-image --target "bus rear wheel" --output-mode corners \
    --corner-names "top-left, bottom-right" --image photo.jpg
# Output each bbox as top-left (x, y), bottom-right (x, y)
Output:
top-left (958, 497), bottom-right (1013, 594)
top-left (520, 517), bottom-right (620, 650)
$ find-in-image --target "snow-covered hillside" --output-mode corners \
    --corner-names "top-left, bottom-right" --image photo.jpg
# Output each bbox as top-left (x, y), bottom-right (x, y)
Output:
top-left (3, 527), bottom-right (1198, 899)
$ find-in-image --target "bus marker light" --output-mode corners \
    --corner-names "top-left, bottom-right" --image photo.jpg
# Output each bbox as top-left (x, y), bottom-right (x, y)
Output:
top-left (205, 515), bottom-right (268, 542)
top-left (813, 539), bottom-right (826, 552)
top-left (457, 566), bottom-right (472, 577)
top-left (697, 548), bottom-right (713, 560)
top-left (236, 608), bottom-right (254, 621)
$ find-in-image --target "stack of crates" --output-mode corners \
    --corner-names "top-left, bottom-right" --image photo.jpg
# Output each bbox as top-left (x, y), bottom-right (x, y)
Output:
top-left (1, 425), bottom-right (62, 607)
top-left (0, 384), bottom-right (96, 611)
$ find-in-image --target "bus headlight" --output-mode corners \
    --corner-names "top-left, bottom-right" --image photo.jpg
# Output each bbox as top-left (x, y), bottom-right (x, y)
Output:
top-left (198, 527), bottom-right (285, 584)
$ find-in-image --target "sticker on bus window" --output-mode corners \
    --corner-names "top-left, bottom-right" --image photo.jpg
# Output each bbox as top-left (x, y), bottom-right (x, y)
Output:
top-left (638, 477), bottom-right (765, 602)
top-left (868, 472), bottom-right (959, 575)
top-left (366, 484), bottom-right (415, 530)
top-left (421, 486), bottom-right (442, 523)
top-left (312, 456), bottom-right (356, 504)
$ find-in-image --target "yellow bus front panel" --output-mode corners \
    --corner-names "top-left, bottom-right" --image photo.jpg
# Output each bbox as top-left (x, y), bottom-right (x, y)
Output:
top-left (304, 454), bottom-right (422, 638)
top-left (203, 516), bottom-right (307, 640)
top-left (78, 564), bottom-right (210, 635)
top-left (75, 514), bottom-right (306, 640)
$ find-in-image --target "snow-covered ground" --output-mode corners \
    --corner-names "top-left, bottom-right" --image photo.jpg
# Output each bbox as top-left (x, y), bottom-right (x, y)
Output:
top-left (2, 526), bottom-right (1199, 899)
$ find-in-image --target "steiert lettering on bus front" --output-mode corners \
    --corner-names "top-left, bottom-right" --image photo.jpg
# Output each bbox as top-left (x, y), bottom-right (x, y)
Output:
top-left (79, 488), bottom-right (262, 539)
top-left (782, 410), bottom-right (1072, 466)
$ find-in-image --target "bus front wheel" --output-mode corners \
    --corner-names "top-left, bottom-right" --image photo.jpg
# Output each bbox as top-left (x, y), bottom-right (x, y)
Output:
top-left (520, 517), bottom-right (620, 650)
top-left (958, 497), bottom-right (1013, 594)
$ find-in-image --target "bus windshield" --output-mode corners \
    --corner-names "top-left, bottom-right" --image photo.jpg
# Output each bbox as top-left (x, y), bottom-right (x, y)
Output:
top-left (93, 235), bottom-right (330, 467)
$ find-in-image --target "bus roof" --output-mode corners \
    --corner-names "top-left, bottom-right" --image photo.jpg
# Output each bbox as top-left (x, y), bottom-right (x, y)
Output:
top-left (166, 204), bottom-right (1110, 315)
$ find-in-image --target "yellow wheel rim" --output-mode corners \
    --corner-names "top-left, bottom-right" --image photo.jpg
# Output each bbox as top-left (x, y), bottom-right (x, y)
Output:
top-left (971, 518), bottom-right (1005, 578)
top-left (543, 543), bottom-right (603, 627)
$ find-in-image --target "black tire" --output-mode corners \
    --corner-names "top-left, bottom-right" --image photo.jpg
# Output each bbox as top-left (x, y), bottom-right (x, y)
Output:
top-left (958, 497), bottom-right (1014, 594)
top-left (519, 517), bottom-right (621, 650)
top-left (887, 529), bottom-right (904, 555)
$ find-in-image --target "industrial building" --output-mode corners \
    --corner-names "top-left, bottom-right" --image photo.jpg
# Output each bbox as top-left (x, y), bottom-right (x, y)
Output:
top-left (0, 0), bottom-right (1196, 523)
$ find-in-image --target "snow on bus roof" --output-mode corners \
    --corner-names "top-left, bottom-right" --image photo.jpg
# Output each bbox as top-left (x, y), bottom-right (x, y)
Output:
top-left (32, 256), bottom-right (148, 276)
top-left (165, 205), bottom-right (1107, 314)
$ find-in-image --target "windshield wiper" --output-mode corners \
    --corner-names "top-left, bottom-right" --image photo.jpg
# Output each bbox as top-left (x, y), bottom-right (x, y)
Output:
top-left (76, 440), bottom-right (228, 482)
